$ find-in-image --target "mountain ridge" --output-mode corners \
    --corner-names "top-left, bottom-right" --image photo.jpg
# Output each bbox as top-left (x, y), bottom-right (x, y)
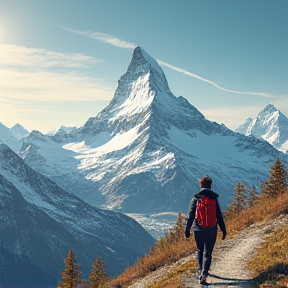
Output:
top-left (0, 143), bottom-right (155, 285)
top-left (236, 103), bottom-right (288, 153)
top-left (17, 47), bottom-right (285, 215)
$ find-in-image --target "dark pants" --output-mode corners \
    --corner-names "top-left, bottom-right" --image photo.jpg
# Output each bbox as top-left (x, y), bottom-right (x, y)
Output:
top-left (194, 229), bottom-right (217, 276)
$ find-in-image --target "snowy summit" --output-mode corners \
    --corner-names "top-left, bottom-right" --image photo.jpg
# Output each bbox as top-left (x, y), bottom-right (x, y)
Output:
top-left (236, 104), bottom-right (288, 153)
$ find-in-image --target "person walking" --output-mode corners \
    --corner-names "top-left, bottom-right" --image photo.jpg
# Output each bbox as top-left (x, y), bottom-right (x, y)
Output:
top-left (185, 176), bottom-right (227, 285)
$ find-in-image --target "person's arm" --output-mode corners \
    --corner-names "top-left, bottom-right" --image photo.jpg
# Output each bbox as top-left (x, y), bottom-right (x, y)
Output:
top-left (216, 200), bottom-right (227, 239)
top-left (185, 197), bottom-right (197, 238)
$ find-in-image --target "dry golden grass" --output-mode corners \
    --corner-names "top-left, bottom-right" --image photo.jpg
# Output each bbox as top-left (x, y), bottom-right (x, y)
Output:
top-left (110, 239), bottom-right (197, 287)
top-left (226, 191), bottom-right (288, 284)
top-left (225, 192), bottom-right (288, 237)
top-left (248, 221), bottom-right (288, 284)
top-left (146, 259), bottom-right (198, 288)
top-left (110, 214), bottom-right (197, 287)
top-left (110, 189), bottom-right (288, 288)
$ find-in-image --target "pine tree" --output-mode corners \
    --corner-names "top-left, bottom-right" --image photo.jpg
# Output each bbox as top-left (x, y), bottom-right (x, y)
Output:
top-left (227, 197), bottom-right (237, 218)
top-left (59, 249), bottom-right (81, 288)
top-left (227, 182), bottom-right (247, 216)
top-left (166, 213), bottom-right (186, 244)
top-left (89, 255), bottom-right (108, 288)
top-left (247, 185), bottom-right (259, 208)
top-left (261, 158), bottom-right (287, 197)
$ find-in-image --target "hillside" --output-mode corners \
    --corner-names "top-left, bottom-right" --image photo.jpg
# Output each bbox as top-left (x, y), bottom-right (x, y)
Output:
top-left (111, 169), bottom-right (288, 288)
top-left (0, 144), bottom-right (155, 286)
top-left (126, 214), bottom-right (288, 288)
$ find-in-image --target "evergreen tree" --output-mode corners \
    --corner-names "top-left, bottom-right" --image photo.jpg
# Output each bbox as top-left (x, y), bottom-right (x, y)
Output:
top-left (89, 255), bottom-right (108, 288)
top-left (227, 197), bottom-right (237, 217)
top-left (247, 185), bottom-right (259, 208)
top-left (166, 213), bottom-right (186, 244)
top-left (59, 249), bottom-right (82, 288)
top-left (261, 158), bottom-right (287, 197)
top-left (227, 182), bottom-right (247, 216)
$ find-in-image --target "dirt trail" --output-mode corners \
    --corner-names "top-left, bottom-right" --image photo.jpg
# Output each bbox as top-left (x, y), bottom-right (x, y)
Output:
top-left (128, 214), bottom-right (287, 288)
top-left (184, 214), bottom-right (288, 287)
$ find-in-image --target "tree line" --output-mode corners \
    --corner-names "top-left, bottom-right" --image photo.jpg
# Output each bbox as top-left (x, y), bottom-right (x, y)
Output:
top-left (227, 158), bottom-right (287, 217)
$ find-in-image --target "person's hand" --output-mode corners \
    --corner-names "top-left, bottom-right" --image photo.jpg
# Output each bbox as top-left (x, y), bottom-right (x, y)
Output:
top-left (222, 231), bottom-right (227, 240)
top-left (185, 230), bottom-right (191, 239)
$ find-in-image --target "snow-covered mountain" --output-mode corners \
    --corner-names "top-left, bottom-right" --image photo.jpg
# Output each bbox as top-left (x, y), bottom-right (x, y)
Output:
top-left (47, 125), bottom-right (77, 136)
top-left (235, 104), bottom-right (288, 153)
top-left (20, 47), bottom-right (284, 215)
top-left (0, 144), bottom-right (155, 286)
top-left (0, 122), bottom-right (21, 152)
top-left (10, 123), bottom-right (30, 140)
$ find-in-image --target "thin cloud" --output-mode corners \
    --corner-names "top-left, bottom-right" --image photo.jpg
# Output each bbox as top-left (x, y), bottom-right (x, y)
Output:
top-left (1, 68), bottom-right (114, 102)
top-left (158, 60), bottom-right (281, 99)
top-left (62, 26), bottom-right (136, 49)
top-left (0, 44), bottom-right (102, 68)
top-left (0, 44), bottom-right (114, 103)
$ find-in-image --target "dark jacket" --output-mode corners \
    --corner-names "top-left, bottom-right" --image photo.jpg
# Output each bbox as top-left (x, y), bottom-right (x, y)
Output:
top-left (185, 188), bottom-right (226, 233)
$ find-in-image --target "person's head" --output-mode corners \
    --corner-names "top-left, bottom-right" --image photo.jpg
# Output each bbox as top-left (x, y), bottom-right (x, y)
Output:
top-left (199, 176), bottom-right (212, 189)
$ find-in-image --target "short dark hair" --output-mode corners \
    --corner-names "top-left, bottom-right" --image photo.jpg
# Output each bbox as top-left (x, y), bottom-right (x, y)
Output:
top-left (199, 176), bottom-right (212, 189)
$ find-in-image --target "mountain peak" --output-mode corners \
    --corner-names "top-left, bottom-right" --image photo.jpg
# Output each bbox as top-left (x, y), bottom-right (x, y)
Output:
top-left (82, 47), bottom-right (220, 137)
top-left (236, 104), bottom-right (288, 152)
top-left (10, 123), bottom-right (29, 140)
top-left (102, 46), bottom-right (171, 117)
top-left (127, 46), bottom-right (165, 77)
top-left (262, 103), bottom-right (278, 114)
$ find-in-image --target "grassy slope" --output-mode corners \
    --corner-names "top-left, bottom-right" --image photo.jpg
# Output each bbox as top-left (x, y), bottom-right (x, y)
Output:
top-left (110, 191), bottom-right (288, 288)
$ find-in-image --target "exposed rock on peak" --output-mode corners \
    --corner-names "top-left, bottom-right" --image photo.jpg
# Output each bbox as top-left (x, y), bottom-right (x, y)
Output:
top-left (127, 46), bottom-right (165, 77)
top-left (263, 103), bottom-right (277, 113)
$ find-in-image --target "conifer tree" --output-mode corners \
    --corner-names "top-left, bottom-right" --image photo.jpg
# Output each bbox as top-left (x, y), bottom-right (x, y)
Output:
top-left (227, 182), bottom-right (247, 216)
top-left (227, 197), bottom-right (237, 218)
top-left (247, 185), bottom-right (259, 208)
top-left (89, 255), bottom-right (108, 288)
top-left (59, 249), bottom-right (82, 288)
top-left (261, 158), bottom-right (287, 197)
top-left (167, 213), bottom-right (186, 244)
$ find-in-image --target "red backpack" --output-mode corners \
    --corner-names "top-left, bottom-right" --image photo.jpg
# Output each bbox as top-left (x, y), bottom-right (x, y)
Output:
top-left (195, 196), bottom-right (217, 228)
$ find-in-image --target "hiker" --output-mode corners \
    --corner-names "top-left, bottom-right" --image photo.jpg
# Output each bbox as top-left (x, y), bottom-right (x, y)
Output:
top-left (185, 176), bottom-right (227, 285)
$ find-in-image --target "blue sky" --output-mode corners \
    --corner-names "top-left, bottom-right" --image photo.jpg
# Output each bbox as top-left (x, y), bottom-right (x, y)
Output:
top-left (1, 0), bottom-right (287, 133)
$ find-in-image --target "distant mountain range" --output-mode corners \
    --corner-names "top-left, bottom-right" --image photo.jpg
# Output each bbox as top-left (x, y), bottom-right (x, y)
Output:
top-left (0, 122), bottom-right (22, 152)
top-left (0, 144), bottom-right (155, 287)
top-left (14, 47), bottom-right (284, 214)
top-left (47, 125), bottom-right (78, 136)
top-left (235, 104), bottom-right (288, 153)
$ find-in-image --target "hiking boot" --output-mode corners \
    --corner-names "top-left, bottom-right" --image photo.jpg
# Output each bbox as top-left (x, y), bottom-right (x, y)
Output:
top-left (199, 274), bottom-right (209, 285)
